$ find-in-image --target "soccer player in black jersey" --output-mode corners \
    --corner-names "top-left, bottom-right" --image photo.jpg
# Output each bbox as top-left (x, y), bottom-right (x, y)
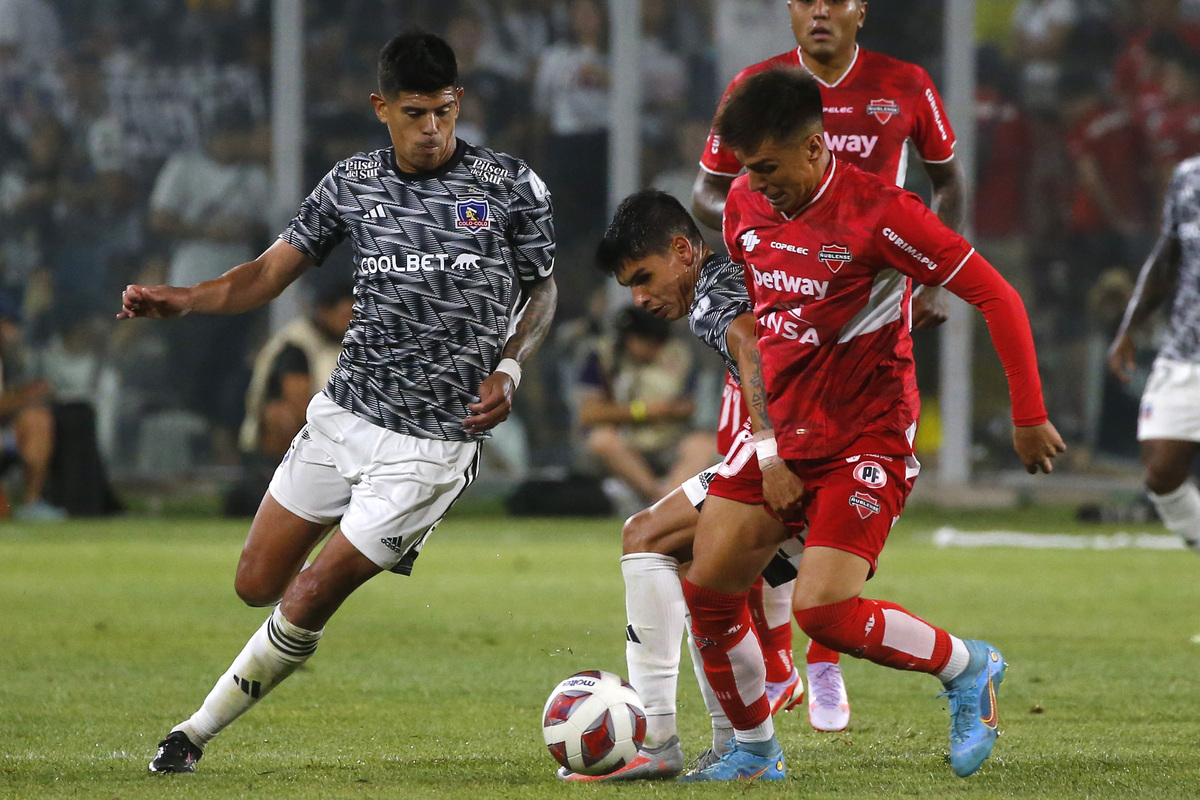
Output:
top-left (121, 31), bottom-right (558, 774)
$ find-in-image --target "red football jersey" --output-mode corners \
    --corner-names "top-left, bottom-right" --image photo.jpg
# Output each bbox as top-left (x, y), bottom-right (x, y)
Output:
top-left (724, 156), bottom-right (1045, 461)
top-left (701, 46), bottom-right (956, 186)
top-left (1064, 105), bottom-right (1152, 232)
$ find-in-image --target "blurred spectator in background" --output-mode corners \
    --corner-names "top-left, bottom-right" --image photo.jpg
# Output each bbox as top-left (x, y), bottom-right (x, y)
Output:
top-left (1112, 0), bottom-right (1200, 133)
top-left (0, 294), bottom-right (64, 521)
top-left (1009, 0), bottom-right (1080, 115)
top-left (0, 0), bottom-right (61, 66)
top-left (638, 0), bottom-right (687, 146)
top-left (148, 102), bottom-right (270, 456)
top-left (224, 278), bottom-right (354, 516)
top-left (534, 0), bottom-right (609, 281)
top-left (1045, 67), bottom-right (1155, 443)
top-left (575, 306), bottom-right (714, 511)
top-left (1145, 31), bottom-right (1200, 190)
top-left (445, 11), bottom-right (527, 153)
top-left (974, 46), bottom-right (1035, 298)
top-left (1061, 69), bottom-right (1154, 278)
top-left (0, 117), bottom-right (66, 303)
top-left (33, 301), bottom-right (124, 516)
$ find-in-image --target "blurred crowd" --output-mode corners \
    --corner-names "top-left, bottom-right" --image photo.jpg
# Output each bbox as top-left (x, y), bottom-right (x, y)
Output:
top-left (0, 0), bottom-right (1196, 516)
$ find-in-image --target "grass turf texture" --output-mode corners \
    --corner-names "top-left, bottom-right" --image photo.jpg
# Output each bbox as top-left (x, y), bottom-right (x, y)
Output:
top-left (2, 508), bottom-right (1198, 799)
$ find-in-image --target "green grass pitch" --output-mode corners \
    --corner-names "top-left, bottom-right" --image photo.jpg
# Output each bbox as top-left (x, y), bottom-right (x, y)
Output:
top-left (2, 506), bottom-right (1199, 799)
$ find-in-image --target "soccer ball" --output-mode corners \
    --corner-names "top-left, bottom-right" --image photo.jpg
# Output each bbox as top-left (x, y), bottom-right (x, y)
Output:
top-left (541, 669), bottom-right (646, 776)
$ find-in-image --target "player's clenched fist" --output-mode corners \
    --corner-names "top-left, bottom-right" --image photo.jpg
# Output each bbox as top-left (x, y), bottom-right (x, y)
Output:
top-left (1013, 421), bottom-right (1067, 474)
top-left (117, 284), bottom-right (194, 320)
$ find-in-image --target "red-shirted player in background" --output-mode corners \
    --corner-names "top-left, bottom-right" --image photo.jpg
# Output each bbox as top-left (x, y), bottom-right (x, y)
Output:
top-left (692, 0), bottom-right (966, 734)
top-left (679, 67), bottom-right (1064, 783)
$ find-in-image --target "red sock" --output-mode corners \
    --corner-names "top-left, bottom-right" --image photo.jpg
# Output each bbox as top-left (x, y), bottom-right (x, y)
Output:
top-left (805, 639), bottom-right (841, 665)
top-left (681, 579), bottom-right (771, 731)
top-left (795, 597), bottom-right (952, 674)
top-left (748, 578), bottom-right (794, 682)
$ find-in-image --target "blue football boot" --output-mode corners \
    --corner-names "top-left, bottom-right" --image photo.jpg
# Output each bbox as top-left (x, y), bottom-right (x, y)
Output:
top-left (676, 738), bottom-right (785, 783)
top-left (941, 639), bottom-right (1007, 777)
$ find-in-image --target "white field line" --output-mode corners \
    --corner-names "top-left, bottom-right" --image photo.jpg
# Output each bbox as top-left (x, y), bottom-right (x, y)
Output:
top-left (931, 527), bottom-right (1185, 550)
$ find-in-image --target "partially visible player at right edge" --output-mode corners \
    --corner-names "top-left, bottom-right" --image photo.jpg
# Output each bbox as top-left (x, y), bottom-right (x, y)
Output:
top-left (1109, 156), bottom-right (1200, 551)
top-left (681, 67), bottom-right (1064, 782)
top-left (692, 0), bottom-right (966, 729)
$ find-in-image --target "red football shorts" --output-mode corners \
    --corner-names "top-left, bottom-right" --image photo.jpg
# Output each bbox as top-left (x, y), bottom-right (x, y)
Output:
top-left (716, 370), bottom-right (745, 457)
top-left (790, 429), bottom-right (920, 575)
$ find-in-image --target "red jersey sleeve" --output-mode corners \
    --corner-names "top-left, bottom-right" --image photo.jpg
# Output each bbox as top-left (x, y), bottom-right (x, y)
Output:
top-left (911, 69), bottom-right (956, 163)
top-left (700, 53), bottom-right (799, 177)
top-left (944, 252), bottom-right (1048, 427)
top-left (701, 122), bottom-right (743, 177)
top-left (872, 192), bottom-right (974, 285)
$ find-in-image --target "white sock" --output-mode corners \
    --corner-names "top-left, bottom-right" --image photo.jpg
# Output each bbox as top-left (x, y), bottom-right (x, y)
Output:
top-left (936, 636), bottom-right (970, 684)
top-left (175, 607), bottom-right (322, 748)
top-left (761, 579), bottom-right (794, 629)
top-left (1148, 482), bottom-right (1200, 546)
top-left (621, 553), bottom-right (685, 747)
top-left (685, 626), bottom-right (732, 753)
top-left (734, 717), bottom-right (775, 744)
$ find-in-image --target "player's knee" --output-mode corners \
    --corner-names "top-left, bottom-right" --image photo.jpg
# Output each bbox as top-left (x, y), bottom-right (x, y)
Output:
top-left (234, 562), bottom-right (287, 607)
top-left (621, 508), bottom-right (669, 555)
top-left (1145, 465), bottom-right (1188, 496)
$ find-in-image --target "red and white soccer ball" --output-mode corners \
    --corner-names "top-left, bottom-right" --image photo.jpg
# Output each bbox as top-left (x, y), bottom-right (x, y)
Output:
top-left (541, 670), bottom-right (646, 776)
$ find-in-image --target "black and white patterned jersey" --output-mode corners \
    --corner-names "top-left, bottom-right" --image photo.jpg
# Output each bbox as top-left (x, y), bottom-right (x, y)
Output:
top-left (280, 140), bottom-right (554, 441)
top-left (1160, 156), bottom-right (1200, 363)
top-left (688, 253), bottom-right (752, 383)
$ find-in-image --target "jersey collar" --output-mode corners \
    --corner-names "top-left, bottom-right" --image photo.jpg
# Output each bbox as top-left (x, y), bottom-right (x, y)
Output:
top-left (388, 138), bottom-right (468, 182)
top-left (798, 44), bottom-right (860, 89)
top-left (783, 154), bottom-right (838, 220)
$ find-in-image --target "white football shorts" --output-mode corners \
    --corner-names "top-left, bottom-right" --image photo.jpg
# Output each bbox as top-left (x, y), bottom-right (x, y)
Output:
top-left (681, 463), bottom-right (720, 508)
top-left (269, 392), bottom-right (480, 574)
top-left (1138, 357), bottom-right (1200, 443)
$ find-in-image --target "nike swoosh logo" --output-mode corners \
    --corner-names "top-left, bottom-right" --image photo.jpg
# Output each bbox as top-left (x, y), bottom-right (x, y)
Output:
top-left (979, 672), bottom-right (999, 729)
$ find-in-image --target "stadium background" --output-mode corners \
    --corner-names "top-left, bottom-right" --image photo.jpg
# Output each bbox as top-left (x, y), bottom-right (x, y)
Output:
top-left (0, 0), bottom-right (1171, 511)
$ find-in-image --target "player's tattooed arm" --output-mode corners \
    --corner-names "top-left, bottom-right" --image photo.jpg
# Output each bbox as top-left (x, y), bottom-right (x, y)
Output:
top-left (1108, 234), bottom-right (1181, 383)
top-left (464, 277), bottom-right (558, 435)
top-left (502, 277), bottom-right (558, 366)
top-left (728, 312), bottom-right (807, 520)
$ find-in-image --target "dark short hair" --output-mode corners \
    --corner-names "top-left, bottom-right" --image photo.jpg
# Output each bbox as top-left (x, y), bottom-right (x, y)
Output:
top-left (595, 190), bottom-right (704, 276)
top-left (613, 305), bottom-right (671, 343)
top-left (716, 67), bottom-right (824, 156)
top-left (377, 30), bottom-right (458, 97)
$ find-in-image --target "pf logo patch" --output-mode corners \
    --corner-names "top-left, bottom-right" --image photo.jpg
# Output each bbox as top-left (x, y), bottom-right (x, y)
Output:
top-left (853, 461), bottom-right (887, 488)
top-left (867, 98), bottom-right (900, 124)
top-left (455, 197), bottom-right (491, 229)
top-left (740, 230), bottom-right (761, 252)
top-left (848, 491), bottom-right (882, 520)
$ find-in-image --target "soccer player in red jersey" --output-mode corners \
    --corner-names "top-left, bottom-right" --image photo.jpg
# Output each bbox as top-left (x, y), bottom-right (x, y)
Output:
top-left (679, 67), bottom-right (1065, 782)
top-left (693, 0), bottom-right (966, 731)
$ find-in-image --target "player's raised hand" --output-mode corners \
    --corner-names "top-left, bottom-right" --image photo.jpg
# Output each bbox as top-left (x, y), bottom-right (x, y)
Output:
top-left (117, 284), bottom-right (194, 320)
top-left (1107, 332), bottom-right (1137, 384)
top-left (1013, 421), bottom-right (1066, 475)
top-left (463, 371), bottom-right (514, 435)
top-left (761, 460), bottom-right (807, 522)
